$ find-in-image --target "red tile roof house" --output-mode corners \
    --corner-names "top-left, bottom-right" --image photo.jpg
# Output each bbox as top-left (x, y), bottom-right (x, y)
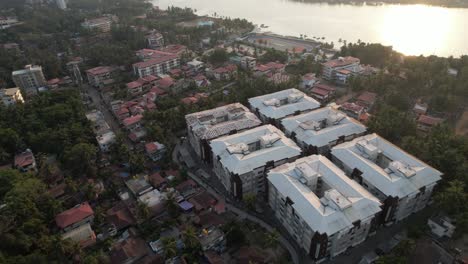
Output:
top-left (86, 66), bottom-right (117, 88)
top-left (150, 86), bottom-right (167, 97)
top-left (254, 62), bottom-right (285, 77)
top-left (211, 64), bottom-right (238, 81)
top-left (145, 141), bottom-right (167, 161)
top-left (193, 74), bottom-right (211, 88)
top-left (301, 73), bottom-right (319, 89)
top-left (133, 49), bottom-right (180, 78)
top-left (159, 44), bottom-right (188, 56)
top-left (55, 202), bottom-right (94, 232)
top-left (122, 114), bottom-right (143, 132)
top-left (156, 76), bottom-right (175, 91)
top-left (47, 78), bottom-right (60, 90)
top-left (126, 75), bottom-right (158, 96)
top-left (148, 172), bottom-right (167, 189)
top-left (106, 202), bottom-right (136, 231)
top-left (14, 149), bottom-right (37, 173)
top-left (110, 235), bottom-right (149, 264)
top-left (356, 91), bottom-right (378, 109)
top-left (310, 83), bottom-right (336, 102)
top-left (339, 102), bottom-right (366, 120)
top-left (417, 115), bottom-right (444, 132)
top-left (188, 191), bottom-right (217, 212)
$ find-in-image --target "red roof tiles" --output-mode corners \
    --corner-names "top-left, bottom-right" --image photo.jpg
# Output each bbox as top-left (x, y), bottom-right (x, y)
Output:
top-left (56, 202), bottom-right (94, 229)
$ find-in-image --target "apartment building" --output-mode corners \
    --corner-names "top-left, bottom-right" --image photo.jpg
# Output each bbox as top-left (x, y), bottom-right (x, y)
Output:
top-left (186, 103), bottom-right (262, 162)
top-left (12, 65), bottom-right (46, 96)
top-left (281, 107), bottom-right (367, 155)
top-left (248, 88), bottom-right (320, 126)
top-left (322, 57), bottom-right (360, 85)
top-left (145, 30), bottom-right (164, 49)
top-left (81, 16), bottom-right (114, 33)
top-left (268, 155), bottom-right (381, 261)
top-left (133, 49), bottom-right (180, 78)
top-left (1, 87), bottom-right (24, 106)
top-left (86, 110), bottom-right (116, 152)
top-left (210, 125), bottom-right (301, 200)
top-left (331, 134), bottom-right (442, 225)
top-left (240, 56), bottom-right (257, 70)
top-left (86, 66), bottom-right (117, 88)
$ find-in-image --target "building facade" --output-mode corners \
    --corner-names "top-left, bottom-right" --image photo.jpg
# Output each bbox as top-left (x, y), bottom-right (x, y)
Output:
top-left (86, 66), bottom-right (116, 88)
top-left (133, 49), bottom-right (180, 78)
top-left (248, 88), bottom-right (320, 126)
top-left (12, 65), bottom-right (46, 96)
top-left (1, 87), bottom-right (24, 106)
top-left (281, 107), bottom-right (367, 155)
top-left (81, 16), bottom-right (113, 32)
top-left (210, 125), bottom-right (301, 200)
top-left (331, 134), bottom-right (442, 225)
top-left (268, 155), bottom-right (381, 261)
top-left (322, 57), bottom-right (360, 85)
top-left (186, 103), bottom-right (262, 163)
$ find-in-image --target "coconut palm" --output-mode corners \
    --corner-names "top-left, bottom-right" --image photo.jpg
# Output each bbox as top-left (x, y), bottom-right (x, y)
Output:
top-left (162, 237), bottom-right (178, 258)
top-left (182, 226), bottom-right (201, 250)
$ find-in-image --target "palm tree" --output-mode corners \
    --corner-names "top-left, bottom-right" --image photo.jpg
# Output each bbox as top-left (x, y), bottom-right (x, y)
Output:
top-left (137, 201), bottom-right (150, 220)
top-left (162, 237), bottom-right (178, 258)
top-left (182, 226), bottom-right (201, 250)
top-left (264, 230), bottom-right (280, 261)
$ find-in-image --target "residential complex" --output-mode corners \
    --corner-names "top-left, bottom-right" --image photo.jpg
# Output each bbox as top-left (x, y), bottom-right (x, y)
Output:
top-left (133, 49), bottom-right (180, 78)
top-left (281, 107), bottom-right (367, 154)
top-left (322, 56), bottom-right (361, 85)
top-left (1, 87), bottom-right (24, 106)
top-left (86, 110), bottom-right (116, 152)
top-left (210, 125), bottom-right (301, 199)
top-left (145, 29), bottom-right (164, 49)
top-left (268, 155), bottom-right (381, 261)
top-left (331, 134), bottom-right (442, 224)
top-left (185, 103), bottom-right (262, 162)
top-left (81, 16), bottom-right (114, 32)
top-left (248, 88), bottom-right (320, 126)
top-left (86, 66), bottom-right (117, 88)
top-left (12, 65), bottom-right (46, 96)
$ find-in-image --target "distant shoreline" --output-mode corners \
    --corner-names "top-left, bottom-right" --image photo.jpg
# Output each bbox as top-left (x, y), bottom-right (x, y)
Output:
top-left (289, 0), bottom-right (468, 9)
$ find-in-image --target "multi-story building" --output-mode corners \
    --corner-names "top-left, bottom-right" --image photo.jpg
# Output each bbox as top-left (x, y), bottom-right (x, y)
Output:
top-left (81, 16), bottom-right (114, 33)
top-left (210, 125), bottom-right (301, 200)
top-left (240, 56), bottom-right (257, 70)
top-left (86, 110), bottom-right (116, 152)
top-left (331, 133), bottom-right (442, 225)
top-left (145, 141), bottom-right (167, 161)
top-left (12, 65), bottom-right (46, 96)
top-left (86, 66), bottom-right (116, 88)
top-left (281, 107), bottom-right (367, 155)
top-left (1, 87), bottom-right (24, 106)
top-left (56, 0), bottom-right (67, 9)
top-left (186, 103), bottom-right (262, 162)
top-left (268, 155), bottom-right (381, 261)
top-left (126, 75), bottom-right (158, 96)
top-left (133, 49), bottom-right (180, 78)
top-left (0, 16), bottom-right (19, 29)
top-left (145, 30), bottom-right (164, 49)
top-left (248, 88), bottom-right (320, 126)
top-left (322, 57), bottom-right (360, 85)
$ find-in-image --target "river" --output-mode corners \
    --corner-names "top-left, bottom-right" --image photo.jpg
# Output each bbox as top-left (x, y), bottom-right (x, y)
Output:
top-left (152, 0), bottom-right (468, 57)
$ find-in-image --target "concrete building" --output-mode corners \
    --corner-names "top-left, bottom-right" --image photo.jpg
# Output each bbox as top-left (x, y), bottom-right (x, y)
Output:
top-left (427, 215), bottom-right (455, 238)
top-left (12, 65), bottom-right (46, 96)
top-left (86, 66), bottom-right (116, 88)
top-left (55, 202), bottom-right (94, 231)
top-left (186, 103), bottom-right (262, 162)
top-left (248, 88), bottom-right (320, 126)
top-left (56, 0), bottom-right (67, 9)
top-left (86, 110), bottom-right (115, 152)
top-left (145, 141), bottom-right (167, 161)
top-left (133, 49), bottom-right (180, 78)
top-left (81, 16), bottom-right (113, 33)
top-left (240, 56), bottom-right (257, 70)
top-left (1, 87), bottom-right (24, 106)
top-left (281, 107), bottom-right (367, 155)
top-left (145, 29), bottom-right (164, 49)
top-left (268, 155), bottom-right (381, 261)
top-left (0, 16), bottom-right (19, 29)
top-left (331, 134), bottom-right (442, 225)
top-left (322, 57), bottom-right (360, 85)
top-left (210, 125), bottom-right (301, 200)
top-left (62, 223), bottom-right (96, 248)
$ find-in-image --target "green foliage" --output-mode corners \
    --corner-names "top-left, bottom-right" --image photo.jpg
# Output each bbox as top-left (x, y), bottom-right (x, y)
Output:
top-left (161, 237), bottom-right (178, 258)
top-left (208, 48), bottom-right (229, 65)
top-left (259, 49), bottom-right (288, 63)
top-left (367, 104), bottom-right (417, 142)
top-left (375, 239), bottom-right (415, 264)
top-left (222, 221), bottom-right (246, 247)
top-left (0, 91), bottom-right (95, 163)
top-left (243, 193), bottom-right (257, 211)
top-left (339, 42), bottom-right (399, 68)
top-left (63, 143), bottom-right (97, 177)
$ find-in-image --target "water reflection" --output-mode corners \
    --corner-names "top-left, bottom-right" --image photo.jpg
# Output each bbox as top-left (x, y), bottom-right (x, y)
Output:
top-left (154, 0), bottom-right (468, 57)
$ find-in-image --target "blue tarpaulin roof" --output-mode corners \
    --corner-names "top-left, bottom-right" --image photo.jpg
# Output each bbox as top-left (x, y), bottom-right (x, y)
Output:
top-left (179, 201), bottom-right (194, 211)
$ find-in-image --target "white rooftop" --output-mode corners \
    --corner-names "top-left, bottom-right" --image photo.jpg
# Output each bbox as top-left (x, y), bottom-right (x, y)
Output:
top-left (281, 107), bottom-right (367, 148)
top-left (268, 155), bottom-right (381, 235)
top-left (331, 133), bottom-right (442, 198)
top-left (210, 125), bottom-right (301, 175)
top-left (138, 189), bottom-right (163, 208)
top-left (186, 103), bottom-right (261, 140)
top-left (248, 88), bottom-right (320, 120)
top-left (97, 131), bottom-right (116, 145)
